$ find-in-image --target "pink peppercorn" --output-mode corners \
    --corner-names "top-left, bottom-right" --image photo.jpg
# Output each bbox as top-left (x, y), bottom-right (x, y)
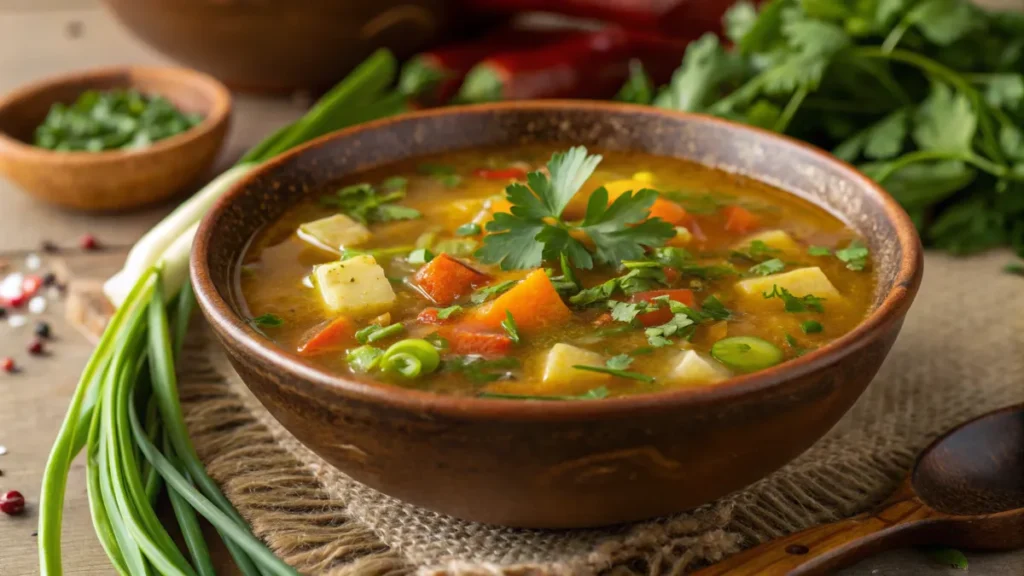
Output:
top-left (0, 491), bottom-right (24, 516)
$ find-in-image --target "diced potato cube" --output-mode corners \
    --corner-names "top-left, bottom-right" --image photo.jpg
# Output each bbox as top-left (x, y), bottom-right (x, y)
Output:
top-left (297, 214), bottom-right (371, 254)
top-left (735, 229), bottom-right (802, 255)
top-left (313, 255), bottom-right (395, 317)
top-left (666, 350), bottom-right (730, 386)
top-left (542, 344), bottom-right (610, 387)
top-left (735, 266), bottom-right (841, 298)
top-left (667, 226), bottom-right (693, 247)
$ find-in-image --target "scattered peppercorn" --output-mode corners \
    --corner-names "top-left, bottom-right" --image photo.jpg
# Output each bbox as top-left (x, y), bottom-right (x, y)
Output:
top-left (0, 307), bottom-right (6, 319)
top-left (0, 358), bottom-right (13, 373)
top-left (42, 273), bottom-right (57, 286)
top-left (0, 491), bottom-right (25, 516)
top-left (41, 241), bottom-right (59, 253)
top-left (35, 322), bottom-right (51, 339)
top-left (79, 234), bottom-right (99, 250)
top-left (27, 339), bottom-right (44, 355)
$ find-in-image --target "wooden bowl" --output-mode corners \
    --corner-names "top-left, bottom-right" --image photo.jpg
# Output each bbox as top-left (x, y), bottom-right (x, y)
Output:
top-left (0, 66), bottom-right (231, 212)
top-left (101, 0), bottom-right (460, 93)
top-left (191, 102), bottom-right (923, 528)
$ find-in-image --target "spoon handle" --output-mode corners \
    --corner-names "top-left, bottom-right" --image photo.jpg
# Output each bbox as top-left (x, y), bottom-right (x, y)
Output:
top-left (694, 489), bottom-right (937, 575)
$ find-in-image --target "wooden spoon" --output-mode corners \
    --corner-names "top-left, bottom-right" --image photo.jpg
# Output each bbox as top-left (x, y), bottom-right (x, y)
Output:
top-left (696, 404), bottom-right (1024, 575)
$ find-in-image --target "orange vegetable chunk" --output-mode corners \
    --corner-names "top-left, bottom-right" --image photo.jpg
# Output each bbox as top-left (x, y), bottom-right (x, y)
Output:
top-left (647, 198), bottom-right (689, 226)
top-left (722, 205), bottom-right (760, 234)
top-left (413, 253), bottom-right (490, 306)
top-left (297, 316), bottom-right (355, 356)
top-left (629, 289), bottom-right (696, 327)
top-left (469, 269), bottom-right (571, 334)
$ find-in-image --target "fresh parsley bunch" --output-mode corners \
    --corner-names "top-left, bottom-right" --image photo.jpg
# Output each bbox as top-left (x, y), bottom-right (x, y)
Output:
top-left (475, 146), bottom-right (676, 270)
top-left (625, 0), bottom-right (1024, 257)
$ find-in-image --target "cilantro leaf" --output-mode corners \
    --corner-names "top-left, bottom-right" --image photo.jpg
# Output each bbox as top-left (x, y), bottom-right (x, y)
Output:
top-left (864, 161), bottom-right (977, 210)
top-left (615, 59), bottom-right (655, 104)
top-left (909, 0), bottom-right (981, 46)
top-left (835, 240), bottom-right (870, 270)
top-left (654, 34), bottom-right (747, 112)
top-left (645, 313), bottom-right (696, 347)
top-left (724, 2), bottom-right (759, 45)
top-left (982, 74), bottom-right (1024, 109)
top-left (323, 181), bottom-right (421, 224)
top-left (545, 146), bottom-right (603, 217)
top-left (605, 354), bottom-right (634, 370)
top-left (475, 214), bottom-right (547, 270)
top-left (701, 296), bottom-right (732, 320)
top-left (581, 188), bottom-right (676, 265)
top-left (912, 82), bottom-right (977, 154)
top-left (808, 246), bottom-right (832, 256)
top-left (749, 258), bottom-right (786, 276)
top-left (609, 301), bottom-right (646, 324)
top-left (763, 285), bottom-right (825, 313)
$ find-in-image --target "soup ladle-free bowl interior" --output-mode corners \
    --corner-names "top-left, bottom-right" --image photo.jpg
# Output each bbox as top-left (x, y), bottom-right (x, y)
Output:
top-left (190, 101), bottom-right (922, 528)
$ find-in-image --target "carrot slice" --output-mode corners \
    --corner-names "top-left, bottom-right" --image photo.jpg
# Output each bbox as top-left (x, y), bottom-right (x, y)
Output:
top-left (297, 316), bottom-right (355, 355)
top-left (469, 269), bottom-right (571, 334)
top-left (629, 289), bottom-right (695, 327)
top-left (438, 326), bottom-right (513, 356)
top-left (722, 205), bottom-right (760, 234)
top-left (413, 253), bottom-right (491, 306)
top-left (647, 198), bottom-right (689, 226)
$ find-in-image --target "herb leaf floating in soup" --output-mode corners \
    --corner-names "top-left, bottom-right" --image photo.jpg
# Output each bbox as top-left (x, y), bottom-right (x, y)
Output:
top-left (239, 146), bottom-right (875, 399)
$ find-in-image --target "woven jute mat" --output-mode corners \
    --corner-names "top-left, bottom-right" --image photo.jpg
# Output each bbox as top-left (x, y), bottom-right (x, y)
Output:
top-left (177, 251), bottom-right (1024, 575)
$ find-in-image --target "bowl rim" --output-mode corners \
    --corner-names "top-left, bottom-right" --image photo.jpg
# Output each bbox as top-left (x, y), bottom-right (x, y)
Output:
top-left (0, 65), bottom-right (232, 163)
top-left (191, 100), bottom-right (923, 422)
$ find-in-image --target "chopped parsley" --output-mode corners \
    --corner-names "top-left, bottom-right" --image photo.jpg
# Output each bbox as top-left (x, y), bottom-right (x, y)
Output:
top-left (470, 279), bottom-right (518, 304)
top-left (455, 222), bottom-right (482, 236)
top-left (835, 240), bottom-right (870, 271)
top-left (321, 181), bottom-right (422, 224)
top-left (732, 239), bottom-right (781, 262)
top-left (249, 313), bottom-right (283, 328)
top-left (645, 311), bottom-right (696, 347)
top-left (801, 320), bottom-right (823, 334)
top-left (808, 246), bottom-right (832, 256)
top-left (435, 305), bottom-right (463, 320)
top-left (418, 162), bottom-right (461, 187)
top-left (573, 364), bottom-right (654, 383)
top-left (748, 258), bottom-right (785, 276)
top-left (475, 147), bottom-right (675, 270)
top-left (605, 354), bottom-right (633, 370)
top-left (501, 311), bottom-right (521, 344)
top-left (763, 285), bottom-right (825, 313)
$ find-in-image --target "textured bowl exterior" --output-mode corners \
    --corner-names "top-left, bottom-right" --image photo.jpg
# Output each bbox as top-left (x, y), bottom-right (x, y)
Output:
top-left (102, 0), bottom-right (457, 93)
top-left (191, 102), bottom-right (922, 528)
top-left (0, 66), bottom-right (230, 211)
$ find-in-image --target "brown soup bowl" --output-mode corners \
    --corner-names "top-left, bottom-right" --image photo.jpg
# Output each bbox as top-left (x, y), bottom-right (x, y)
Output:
top-left (191, 101), bottom-right (922, 529)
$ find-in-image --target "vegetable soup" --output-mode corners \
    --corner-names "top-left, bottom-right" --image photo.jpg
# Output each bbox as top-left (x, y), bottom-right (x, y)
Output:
top-left (239, 146), bottom-right (874, 399)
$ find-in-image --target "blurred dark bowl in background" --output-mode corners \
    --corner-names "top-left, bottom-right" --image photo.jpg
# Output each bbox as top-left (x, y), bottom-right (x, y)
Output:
top-left (101, 0), bottom-right (468, 93)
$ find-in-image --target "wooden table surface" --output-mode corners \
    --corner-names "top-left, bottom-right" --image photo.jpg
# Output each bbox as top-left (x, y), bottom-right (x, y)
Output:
top-left (1, 2), bottom-right (1022, 575)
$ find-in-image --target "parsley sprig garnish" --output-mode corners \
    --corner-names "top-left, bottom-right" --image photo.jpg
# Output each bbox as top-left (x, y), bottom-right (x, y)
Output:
top-left (475, 147), bottom-right (676, 270)
top-left (763, 285), bottom-right (825, 313)
top-left (321, 178), bottom-right (421, 224)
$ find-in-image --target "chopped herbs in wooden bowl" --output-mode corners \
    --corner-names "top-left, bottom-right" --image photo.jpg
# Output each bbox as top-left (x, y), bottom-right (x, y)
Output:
top-left (33, 89), bottom-right (203, 152)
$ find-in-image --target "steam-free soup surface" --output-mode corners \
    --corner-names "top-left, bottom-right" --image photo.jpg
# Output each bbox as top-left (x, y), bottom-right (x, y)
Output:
top-left (240, 145), bottom-right (874, 399)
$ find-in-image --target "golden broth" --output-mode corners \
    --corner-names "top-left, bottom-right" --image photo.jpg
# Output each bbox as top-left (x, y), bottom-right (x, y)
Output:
top-left (239, 145), bottom-right (874, 398)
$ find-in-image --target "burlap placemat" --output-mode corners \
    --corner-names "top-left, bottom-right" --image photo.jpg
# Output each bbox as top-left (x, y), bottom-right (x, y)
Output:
top-left (177, 251), bottom-right (1024, 575)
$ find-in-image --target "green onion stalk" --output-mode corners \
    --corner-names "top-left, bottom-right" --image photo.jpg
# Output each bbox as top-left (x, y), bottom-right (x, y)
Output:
top-left (39, 49), bottom-right (409, 575)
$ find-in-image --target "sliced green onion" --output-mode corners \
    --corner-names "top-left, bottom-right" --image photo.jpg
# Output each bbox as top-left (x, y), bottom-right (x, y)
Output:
top-left (408, 248), bottom-right (435, 265)
top-left (381, 339), bottom-right (441, 379)
top-left (347, 345), bottom-right (384, 373)
top-left (711, 336), bottom-right (783, 373)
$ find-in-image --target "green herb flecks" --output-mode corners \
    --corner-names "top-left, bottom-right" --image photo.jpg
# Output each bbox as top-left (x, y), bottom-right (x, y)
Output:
top-left (501, 311), bottom-right (521, 344)
top-left (444, 356), bottom-right (520, 384)
top-left (249, 313), bottom-right (283, 328)
top-left (748, 258), bottom-right (786, 276)
top-left (479, 386), bottom-right (611, 401)
top-left (763, 285), bottom-right (825, 313)
top-left (835, 240), bottom-right (870, 271)
top-left (801, 320), bottom-right (824, 334)
top-left (435, 305), bottom-right (463, 320)
top-left (321, 181), bottom-right (422, 225)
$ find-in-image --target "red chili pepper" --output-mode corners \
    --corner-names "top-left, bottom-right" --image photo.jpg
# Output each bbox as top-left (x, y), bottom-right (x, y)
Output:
top-left (472, 167), bottom-right (528, 180)
top-left (456, 27), bottom-right (702, 103)
top-left (464, 0), bottom-right (735, 36)
top-left (401, 27), bottom-right (573, 105)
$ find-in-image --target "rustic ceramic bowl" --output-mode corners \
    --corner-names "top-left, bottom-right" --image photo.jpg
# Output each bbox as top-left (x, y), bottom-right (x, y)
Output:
top-left (0, 66), bottom-right (231, 211)
top-left (102, 0), bottom-right (462, 93)
top-left (191, 102), bottom-right (922, 529)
